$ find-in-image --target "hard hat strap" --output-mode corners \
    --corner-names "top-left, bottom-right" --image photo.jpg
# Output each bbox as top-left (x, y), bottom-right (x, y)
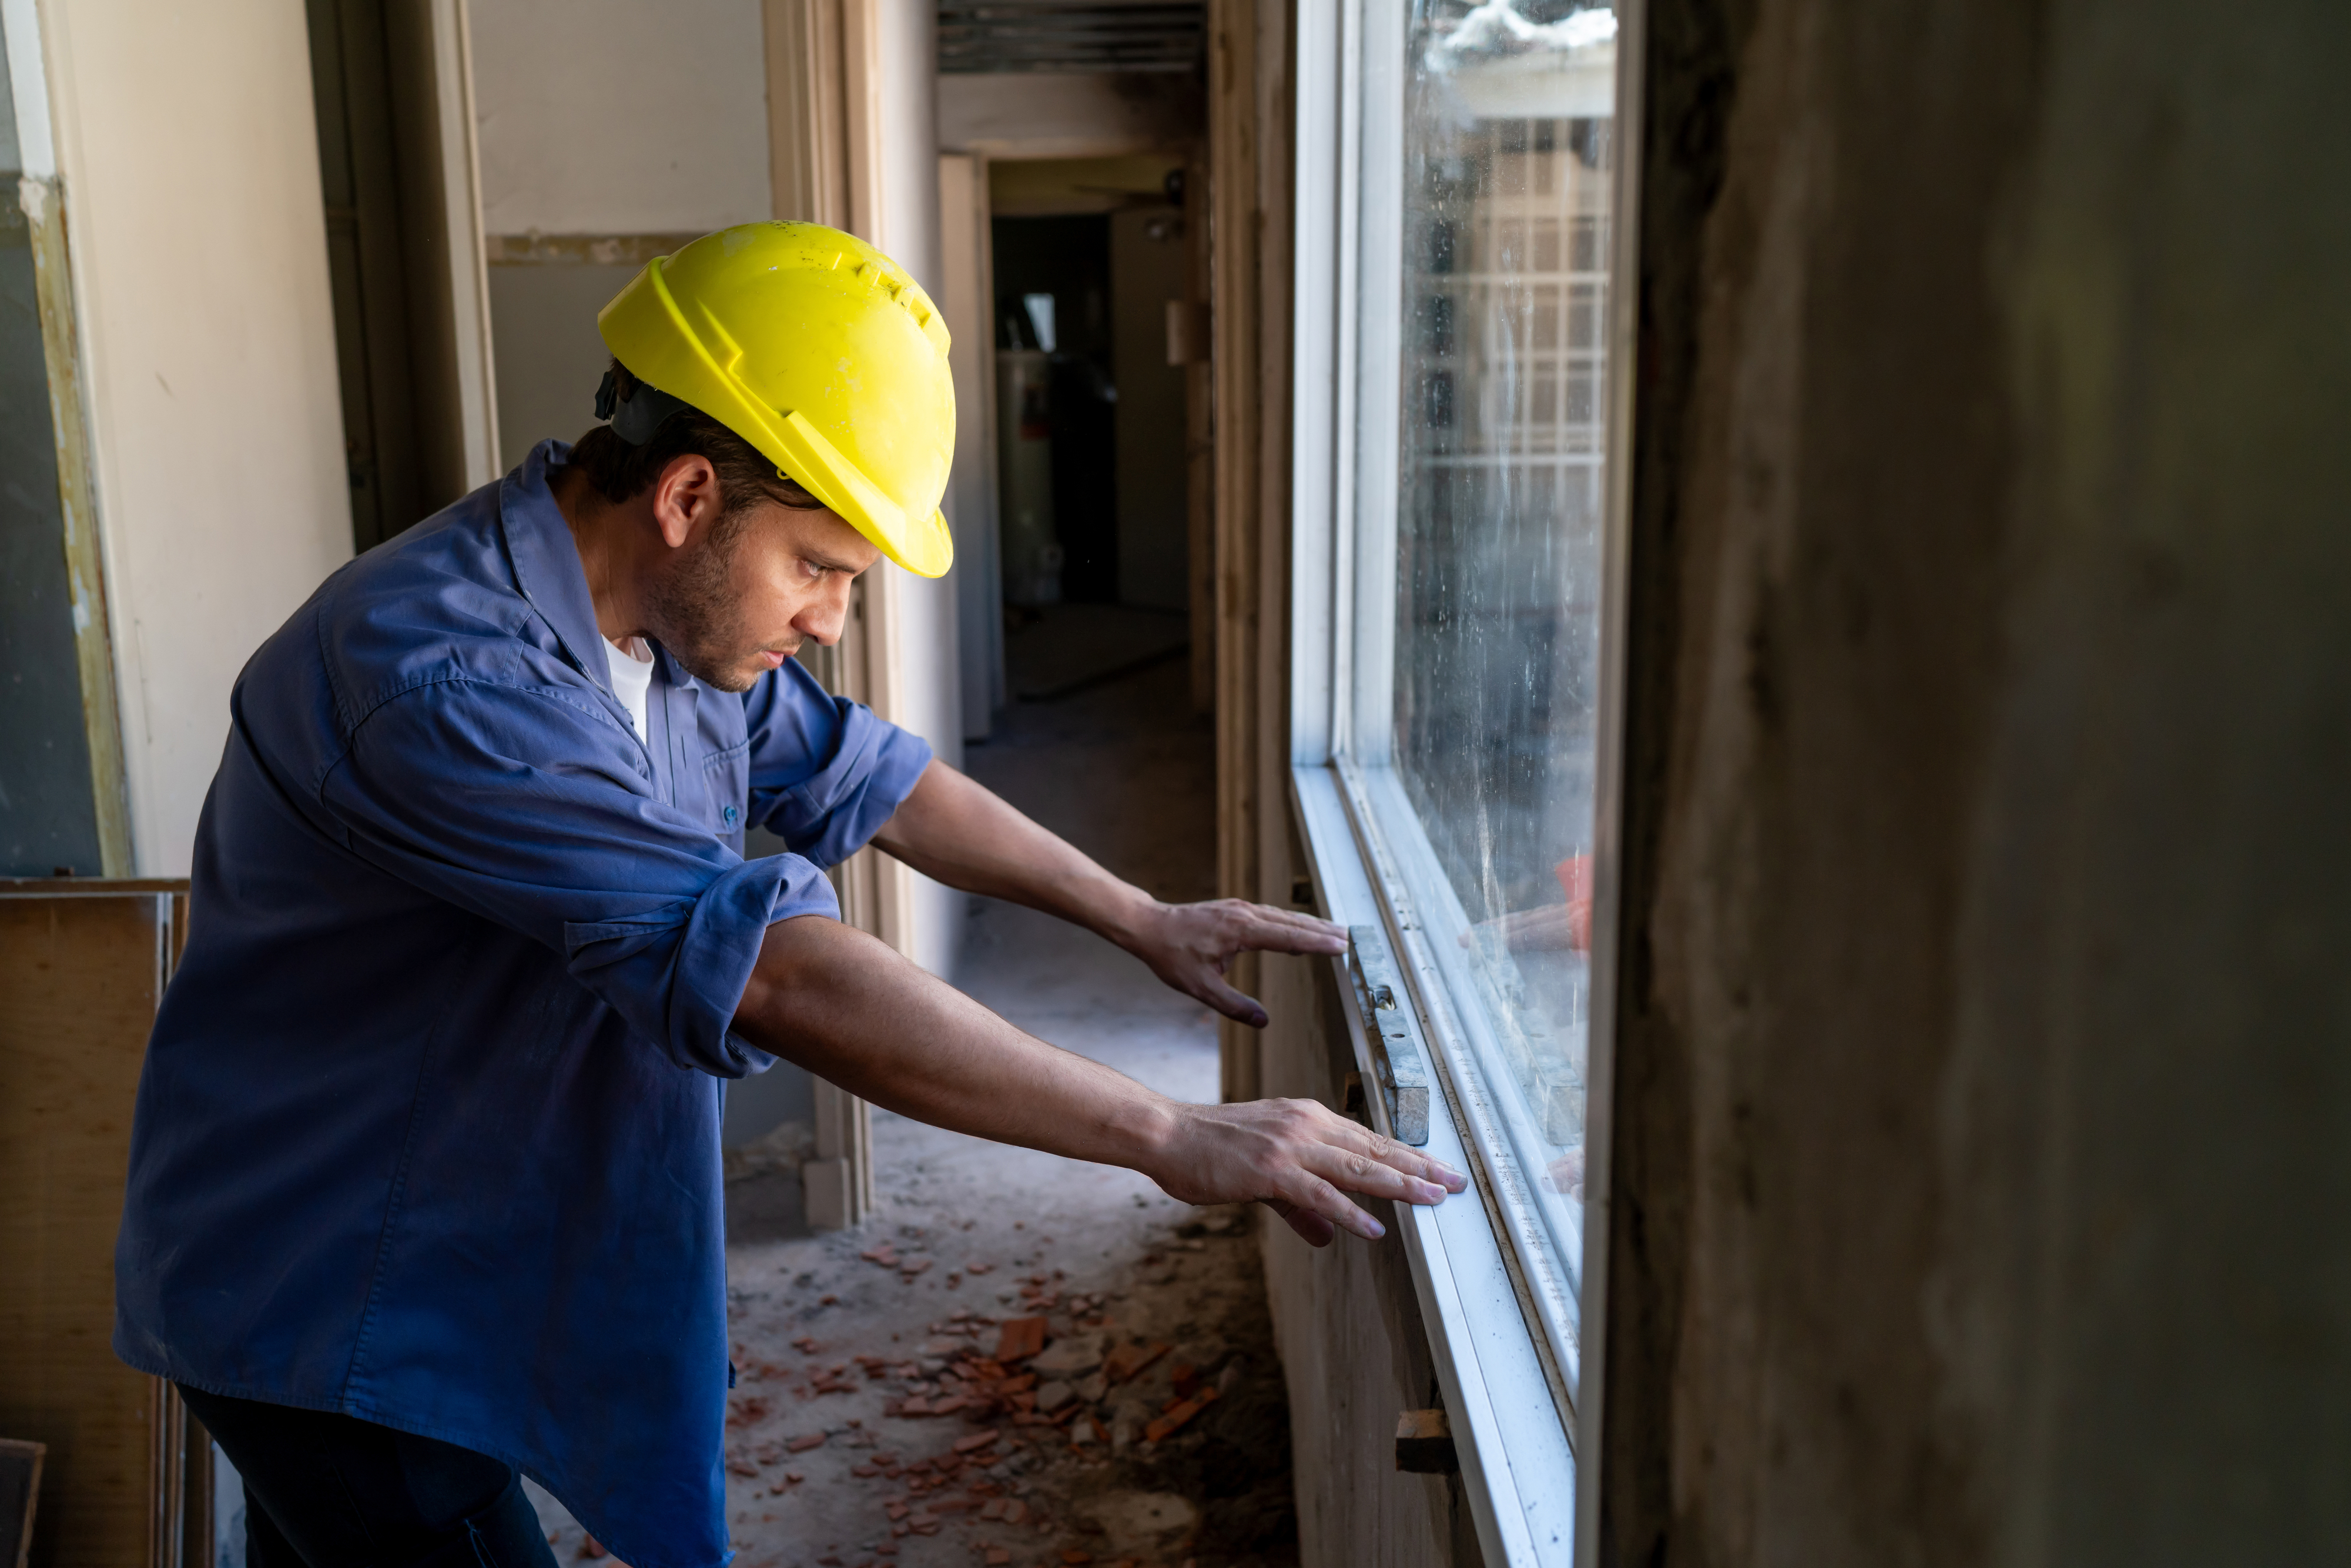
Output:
top-left (595, 366), bottom-right (692, 447)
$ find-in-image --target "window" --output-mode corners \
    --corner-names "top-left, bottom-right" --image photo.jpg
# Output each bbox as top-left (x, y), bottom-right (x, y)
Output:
top-left (1291, 3), bottom-right (1629, 1560)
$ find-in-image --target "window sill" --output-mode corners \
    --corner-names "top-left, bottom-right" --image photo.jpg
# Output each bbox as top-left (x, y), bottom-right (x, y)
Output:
top-left (1291, 762), bottom-right (1577, 1567)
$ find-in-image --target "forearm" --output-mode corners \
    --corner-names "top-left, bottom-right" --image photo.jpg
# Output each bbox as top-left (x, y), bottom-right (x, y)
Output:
top-left (730, 912), bottom-right (1466, 1245)
top-left (868, 760), bottom-right (1150, 943)
top-left (734, 913), bottom-right (1173, 1167)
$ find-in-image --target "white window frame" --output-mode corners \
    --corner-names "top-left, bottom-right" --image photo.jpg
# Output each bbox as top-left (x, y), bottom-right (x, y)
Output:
top-left (1287, 4), bottom-right (1646, 1563)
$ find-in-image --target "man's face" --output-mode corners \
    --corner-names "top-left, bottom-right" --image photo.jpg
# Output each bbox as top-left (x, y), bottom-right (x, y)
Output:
top-left (642, 482), bottom-right (881, 693)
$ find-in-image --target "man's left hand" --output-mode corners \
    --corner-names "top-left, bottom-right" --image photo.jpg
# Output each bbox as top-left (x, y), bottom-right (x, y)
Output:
top-left (1111, 897), bottom-right (1347, 1028)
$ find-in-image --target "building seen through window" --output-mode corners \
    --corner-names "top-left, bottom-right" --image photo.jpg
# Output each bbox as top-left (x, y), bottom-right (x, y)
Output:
top-left (1384, 0), bottom-right (1617, 1374)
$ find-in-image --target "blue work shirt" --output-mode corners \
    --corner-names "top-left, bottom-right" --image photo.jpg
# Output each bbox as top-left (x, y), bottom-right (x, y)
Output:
top-left (113, 441), bottom-right (932, 1568)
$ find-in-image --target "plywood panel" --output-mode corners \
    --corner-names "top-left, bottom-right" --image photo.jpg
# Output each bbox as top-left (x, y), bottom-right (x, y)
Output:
top-left (0, 887), bottom-right (169, 1568)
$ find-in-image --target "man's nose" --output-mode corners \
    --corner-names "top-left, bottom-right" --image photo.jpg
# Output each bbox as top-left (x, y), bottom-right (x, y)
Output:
top-left (798, 576), bottom-right (853, 646)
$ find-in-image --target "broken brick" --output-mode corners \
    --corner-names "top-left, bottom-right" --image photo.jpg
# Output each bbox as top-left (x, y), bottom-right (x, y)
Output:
top-left (994, 1316), bottom-right (1049, 1362)
top-left (1103, 1342), bottom-right (1170, 1385)
top-left (953, 1428), bottom-right (1001, 1453)
top-left (786, 1433), bottom-right (828, 1453)
top-left (1143, 1385), bottom-right (1222, 1444)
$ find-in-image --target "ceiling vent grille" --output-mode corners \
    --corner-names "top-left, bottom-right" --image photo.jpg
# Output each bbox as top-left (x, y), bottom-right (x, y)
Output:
top-left (938, 2), bottom-right (1205, 74)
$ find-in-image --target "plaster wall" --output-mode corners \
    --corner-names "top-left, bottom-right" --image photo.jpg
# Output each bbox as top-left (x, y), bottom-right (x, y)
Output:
top-left (1598, 0), bottom-right (2351, 1562)
top-left (469, 0), bottom-right (769, 237)
top-left (32, 0), bottom-right (352, 876)
top-left (468, 0), bottom-right (773, 469)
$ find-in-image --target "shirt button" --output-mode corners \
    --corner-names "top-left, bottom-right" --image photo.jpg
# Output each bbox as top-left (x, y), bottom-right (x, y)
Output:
top-left (721, 805), bottom-right (740, 827)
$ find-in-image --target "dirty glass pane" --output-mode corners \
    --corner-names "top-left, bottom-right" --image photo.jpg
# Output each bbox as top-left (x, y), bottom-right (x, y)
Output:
top-left (1384, 1), bottom-right (1616, 1345)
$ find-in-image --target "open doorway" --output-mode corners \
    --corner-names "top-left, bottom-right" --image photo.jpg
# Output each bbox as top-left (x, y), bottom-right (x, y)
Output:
top-left (989, 153), bottom-right (1198, 703)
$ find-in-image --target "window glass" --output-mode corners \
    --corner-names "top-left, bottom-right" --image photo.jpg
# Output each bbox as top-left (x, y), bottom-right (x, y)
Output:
top-left (1387, 2), bottom-right (1615, 1321)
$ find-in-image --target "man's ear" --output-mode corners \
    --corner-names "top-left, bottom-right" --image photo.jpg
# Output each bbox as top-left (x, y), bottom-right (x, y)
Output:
top-left (650, 454), bottom-right (721, 548)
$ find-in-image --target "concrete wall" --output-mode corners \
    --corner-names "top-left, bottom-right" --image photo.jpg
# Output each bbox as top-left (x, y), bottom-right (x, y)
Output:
top-left (32, 0), bottom-right (353, 877)
top-left (1595, 0), bottom-right (2351, 1563)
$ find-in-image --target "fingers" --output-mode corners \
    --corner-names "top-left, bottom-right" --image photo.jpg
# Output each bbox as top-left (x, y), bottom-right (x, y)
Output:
top-left (1230, 902), bottom-right (1348, 956)
top-left (1265, 1198), bottom-right (1336, 1248)
top-left (1195, 973), bottom-right (1270, 1029)
top-left (1297, 1103), bottom-right (1467, 1199)
top-left (1301, 1133), bottom-right (1459, 1207)
top-left (1274, 1168), bottom-right (1387, 1242)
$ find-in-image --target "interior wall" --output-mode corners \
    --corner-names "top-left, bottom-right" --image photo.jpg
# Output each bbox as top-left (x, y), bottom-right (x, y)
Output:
top-left (34, 0), bottom-right (354, 877)
top-left (483, 258), bottom-right (635, 466)
top-left (1598, 0), bottom-right (2351, 1562)
top-left (866, 0), bottom-right (962, 981)
top-left (469, 0), bottom-right (770, 470)
top-left (470, 0), bottom-right (769, 237)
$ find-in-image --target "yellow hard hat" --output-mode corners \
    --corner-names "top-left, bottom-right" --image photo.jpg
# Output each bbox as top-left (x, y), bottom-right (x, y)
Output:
top-left (597, 222), bottom-right (955, 577)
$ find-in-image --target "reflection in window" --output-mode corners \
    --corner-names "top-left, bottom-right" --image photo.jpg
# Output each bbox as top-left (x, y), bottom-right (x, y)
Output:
top-left (1390, 1), bottom-right (1614, 1312)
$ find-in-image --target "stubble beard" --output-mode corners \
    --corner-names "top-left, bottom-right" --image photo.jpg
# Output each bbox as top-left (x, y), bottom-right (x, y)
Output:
top-left (641, 520), bottom-right (775, 693)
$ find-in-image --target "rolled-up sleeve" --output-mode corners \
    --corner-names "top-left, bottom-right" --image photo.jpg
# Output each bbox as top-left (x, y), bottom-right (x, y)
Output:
top-left (320, 677), bottom-right (833, 1077)
top-left (741, 659), bottom-right (932, 866)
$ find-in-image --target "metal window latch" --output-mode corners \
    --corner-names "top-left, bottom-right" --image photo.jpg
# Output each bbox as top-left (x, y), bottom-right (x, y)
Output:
top-left (1347, 924), bottom-right (1431, 1145)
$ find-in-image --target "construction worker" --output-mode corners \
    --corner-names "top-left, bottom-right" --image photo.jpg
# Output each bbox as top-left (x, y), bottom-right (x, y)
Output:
top-left (110, 223), bottom-right (1461, 1568)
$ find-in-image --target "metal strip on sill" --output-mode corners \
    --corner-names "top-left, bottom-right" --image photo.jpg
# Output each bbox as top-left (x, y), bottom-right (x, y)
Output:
top-left (1292, 765), bottom-right (1575, 1567)
top-left (1329, 758), bottom-right (1582, 1436)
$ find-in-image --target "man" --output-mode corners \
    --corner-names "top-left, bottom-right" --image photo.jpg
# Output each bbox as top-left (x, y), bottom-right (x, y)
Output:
top-left (113, 223), bottom-right (1459, 1568)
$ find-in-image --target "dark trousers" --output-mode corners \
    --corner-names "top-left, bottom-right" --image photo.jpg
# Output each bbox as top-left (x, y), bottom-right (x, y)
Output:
top-left (177, 1386), bottom-right (560, 1568)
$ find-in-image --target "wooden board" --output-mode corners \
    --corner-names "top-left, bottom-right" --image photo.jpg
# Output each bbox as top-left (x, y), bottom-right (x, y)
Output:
top-left (0, 886), bottom-right (200, 1568)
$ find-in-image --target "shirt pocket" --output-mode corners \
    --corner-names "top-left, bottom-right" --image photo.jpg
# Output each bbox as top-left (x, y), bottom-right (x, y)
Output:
top-left (699, 736), bottom-right (752, 851)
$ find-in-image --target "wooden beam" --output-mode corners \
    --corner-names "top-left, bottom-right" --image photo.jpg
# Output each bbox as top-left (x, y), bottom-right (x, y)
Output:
top-left (1208, 0), bottom-right (1295, 1105)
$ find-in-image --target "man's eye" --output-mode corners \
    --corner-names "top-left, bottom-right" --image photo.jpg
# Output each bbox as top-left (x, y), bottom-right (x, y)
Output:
top-left (800, 559), bottom-right (826, 581)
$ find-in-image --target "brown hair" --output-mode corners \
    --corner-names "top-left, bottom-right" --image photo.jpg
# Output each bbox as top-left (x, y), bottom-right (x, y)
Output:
top-left (568, 360), bottom-right (828, 521)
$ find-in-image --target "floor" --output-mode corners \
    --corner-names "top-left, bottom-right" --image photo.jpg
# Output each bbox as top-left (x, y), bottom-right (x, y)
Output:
top-left (533, 614), bottom-right (1300, 1568)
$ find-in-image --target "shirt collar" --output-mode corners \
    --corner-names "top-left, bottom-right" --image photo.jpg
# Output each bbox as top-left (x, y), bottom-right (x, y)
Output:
top-left (497, 440), bottom-right (712, 703)
top-left (497, 440), bottom-right (614, 686)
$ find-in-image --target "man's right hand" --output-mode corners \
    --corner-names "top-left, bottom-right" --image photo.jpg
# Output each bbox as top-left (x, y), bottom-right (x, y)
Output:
top-left (1138, 1096), bottom-right (1466, 1245)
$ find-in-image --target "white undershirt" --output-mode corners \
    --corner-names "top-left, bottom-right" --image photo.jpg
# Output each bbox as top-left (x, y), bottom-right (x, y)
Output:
top-left (604, 636), bottom-right (655, 743)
